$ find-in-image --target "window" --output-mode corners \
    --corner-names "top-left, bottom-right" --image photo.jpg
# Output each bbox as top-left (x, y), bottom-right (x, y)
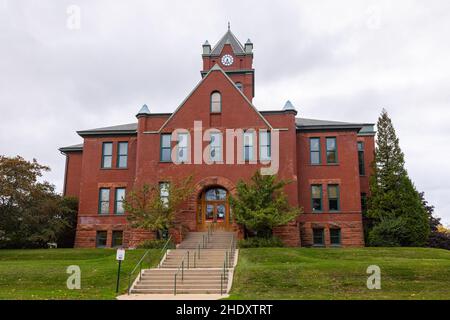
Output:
top-left (328, 185), bottom-right (340, 212)
top-left (310, 138), bottom-right (321, 165)
top-left (313, 228), bottom-right (324, 246)
top-left (361, 193), bottom-right (367, 214)
top-left (358, 141), bottom-right (365, 175)
top-left (160, 134), bottom-right (172, 162)
top-left (205, 188), bottom-right (227, 200)
top-left (209, 132), bottom-right (222, 162)
top-left (117, 142), bottom-right (128, 168)
top-left (115, 188), bottom-right (125, 215)
top-left (259, 131), bottom-right (271, 161)
top-left (177, 133), bottom-right (188, 163)
top-left (236, 82), bottom-right (243, 92)
top-left (159, 182), bottom-right (170, 207)
top-left (98, 188), bottom-right (110, 215)
top-left (204, 188), bottom-right (228, 224)
top-left (311, 185), bottom-right (322, 212)
top-left (96, 231), bottom-right (107, 248)
top-left (101, 142), bottom-right (113, 168)
top-left (330, 228), bottom-right (341, 246)
top-left (112, 231), bottom-right (123, 248)
top-left (210, 92), bottom-right (221, 113)
top-left (326, 137), bottom-right (338, 164)
top-left (243, 131), bottom-right (254, 161)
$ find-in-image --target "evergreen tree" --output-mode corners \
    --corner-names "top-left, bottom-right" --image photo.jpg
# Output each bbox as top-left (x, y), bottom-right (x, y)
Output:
top-left (367, 110), bottom-right (429, 246)
top-left (419, 192), bottom-right (440, 232)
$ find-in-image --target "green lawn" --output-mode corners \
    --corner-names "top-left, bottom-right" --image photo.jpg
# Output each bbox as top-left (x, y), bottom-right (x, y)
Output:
top-left (228, 247), bottom-right (450, 300)
top-left (0, 249), bottom-right (159, 299)
top-left (0, 247), bottom-right (449, 300)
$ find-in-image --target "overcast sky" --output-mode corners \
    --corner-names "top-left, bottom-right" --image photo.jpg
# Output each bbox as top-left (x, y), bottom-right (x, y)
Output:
top-left (1, 0), bottom-right (449, 225)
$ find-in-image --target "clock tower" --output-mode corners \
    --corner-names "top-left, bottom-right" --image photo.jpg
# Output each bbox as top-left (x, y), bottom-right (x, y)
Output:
top-left (201, 25), bottom-right (255, 101)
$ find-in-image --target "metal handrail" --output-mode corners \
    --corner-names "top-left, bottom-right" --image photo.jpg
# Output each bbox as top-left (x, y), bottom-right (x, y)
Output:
top-left (203, 230), bottom-right (211, 249)
top-left (173, 250), bottom-right (190, 295)
top-left (193, 235), bottom-right (204, 267)
top-left (220, 234), bottom-right (236, 295)
top-left (220, 257), bottom-right (228, 295)
top-left (158, 235), bottom-right (173, 268)
top-left (173, 230), bottom-right (210, 295)
top-left (229, 234), bottom-right (236, 267)
top-left (127, 236), bottom-right (172, 295)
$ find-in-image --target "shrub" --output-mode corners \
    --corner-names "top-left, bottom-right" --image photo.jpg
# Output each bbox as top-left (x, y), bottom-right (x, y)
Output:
top-left (124, 176), bottom-right (194, 239)
top-left (230, 171), bottom-right (301, 238)
top-left (428, 232), bottom-right (450, 250)
top-left (136, 239), bottom-right (175, 249)
top-left (238, 237), bottom-right (284, 248)
top-left (368, 217), bottom-right (408, 246)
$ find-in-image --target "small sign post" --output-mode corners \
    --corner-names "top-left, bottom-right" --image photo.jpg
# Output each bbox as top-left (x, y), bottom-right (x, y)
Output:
top-left (115, 248), bottom-right (125, 293)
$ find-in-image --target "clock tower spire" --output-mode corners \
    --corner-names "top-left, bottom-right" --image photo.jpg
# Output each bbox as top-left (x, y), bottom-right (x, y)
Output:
top-left (201, 27), bottom-right (255, 101)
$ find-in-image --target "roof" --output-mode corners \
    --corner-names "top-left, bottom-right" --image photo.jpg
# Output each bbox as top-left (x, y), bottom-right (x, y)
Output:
top-left (358, 125), bottom-right (377, 136)
top-left (136, 104), bottom-right (151, 117)
top-left (77, 123), bottom-right (137, 137)
top-left (59, 143), bottom-right (83, 153)
top-left (210, 29), bottom-right (245, 55)
top-left (296, 118), bottom-right (375, 134)
top-left (60, 116), bottom-right (374, 153)
top-left (283, 100), bottom-right (296, 112)
top-left (72, 117), bottom-right (374, 137)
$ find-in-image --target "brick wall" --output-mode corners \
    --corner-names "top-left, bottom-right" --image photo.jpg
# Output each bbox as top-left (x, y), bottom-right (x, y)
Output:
top-left (65, 49), bottom-right (373, 249)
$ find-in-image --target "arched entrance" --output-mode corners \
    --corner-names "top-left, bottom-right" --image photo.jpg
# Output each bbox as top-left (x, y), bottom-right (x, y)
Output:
top-left (197, 186), bottom-right (231, 230)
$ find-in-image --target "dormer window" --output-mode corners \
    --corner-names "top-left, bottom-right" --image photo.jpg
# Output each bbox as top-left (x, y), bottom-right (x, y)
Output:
top-left (236, 82), bottom-right (243, 92)
top-left (210, 92), bottom-right (221, 113)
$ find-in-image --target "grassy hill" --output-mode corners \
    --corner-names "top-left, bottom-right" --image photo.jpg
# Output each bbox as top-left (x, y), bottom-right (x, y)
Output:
top-left (0, 249), bottom-right (158, 299)
top-left (0, 247), bottom-right (449, 299)
top-left (229, 248), bottom-right (450, 300)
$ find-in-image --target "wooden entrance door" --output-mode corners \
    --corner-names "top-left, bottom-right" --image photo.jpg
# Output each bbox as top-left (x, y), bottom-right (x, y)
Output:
top-left (198, 187), bottom-right (230, 230)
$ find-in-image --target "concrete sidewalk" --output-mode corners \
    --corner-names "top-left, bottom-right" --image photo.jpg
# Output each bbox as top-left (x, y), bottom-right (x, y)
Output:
top-left (116, 293), bottom-right (228, 300)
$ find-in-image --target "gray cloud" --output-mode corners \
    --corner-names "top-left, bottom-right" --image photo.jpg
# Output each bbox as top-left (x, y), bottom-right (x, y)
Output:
top-left (0, 0), bottom-right (449, 225)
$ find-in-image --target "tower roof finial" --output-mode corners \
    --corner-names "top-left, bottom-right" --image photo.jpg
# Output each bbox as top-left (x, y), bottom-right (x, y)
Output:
top-left (228, 21), bottom-right (230, 31)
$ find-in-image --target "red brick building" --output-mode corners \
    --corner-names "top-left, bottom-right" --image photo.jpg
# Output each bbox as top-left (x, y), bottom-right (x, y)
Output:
top-left (60, 28), bottom-right (375, 248)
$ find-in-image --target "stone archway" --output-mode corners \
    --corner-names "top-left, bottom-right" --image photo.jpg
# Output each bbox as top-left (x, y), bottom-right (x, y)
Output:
top-left (193, 176), bottom-right (236, 198)
top-left (192, 177), bottom-right (236, 231)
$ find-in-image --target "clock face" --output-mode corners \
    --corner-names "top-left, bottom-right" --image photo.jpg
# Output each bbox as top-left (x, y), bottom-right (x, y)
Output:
top-left (221, 54), bottom-right (234, 66)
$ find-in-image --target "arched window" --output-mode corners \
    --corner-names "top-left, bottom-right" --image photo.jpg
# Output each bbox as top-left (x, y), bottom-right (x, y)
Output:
top-left (205, 187), bottom-right (227, 201)
top-left (236, 82), bottom-right (243, 92)
top-left (210, 92), bottom-right (221, 113)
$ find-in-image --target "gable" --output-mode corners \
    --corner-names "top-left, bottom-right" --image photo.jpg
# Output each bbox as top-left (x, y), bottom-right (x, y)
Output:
top-left (159, 65), bottom-right (271, 131)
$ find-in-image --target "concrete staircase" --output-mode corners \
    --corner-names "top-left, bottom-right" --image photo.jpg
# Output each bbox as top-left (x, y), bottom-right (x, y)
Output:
top-left (178, 231), bottom-right (235, 249)
top-left (129, 231), bottom-right (237, 295)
